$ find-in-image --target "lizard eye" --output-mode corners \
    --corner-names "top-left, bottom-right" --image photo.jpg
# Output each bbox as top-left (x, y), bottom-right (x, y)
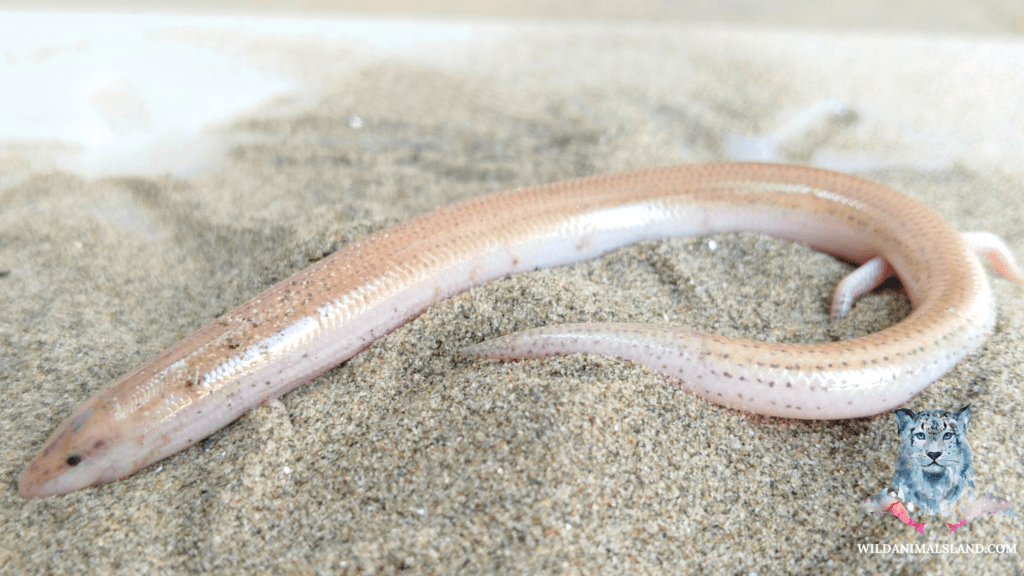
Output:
top-left (66, 453), bottom-right (82, 467)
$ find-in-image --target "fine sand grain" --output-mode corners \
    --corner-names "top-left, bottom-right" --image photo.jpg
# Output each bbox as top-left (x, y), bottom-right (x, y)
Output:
top-left (2, 20), bottom-right (1022, 575)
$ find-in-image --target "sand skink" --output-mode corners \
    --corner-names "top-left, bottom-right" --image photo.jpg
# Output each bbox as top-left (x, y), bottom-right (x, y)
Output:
top-left (19, 163), bottom-right (1023, 497)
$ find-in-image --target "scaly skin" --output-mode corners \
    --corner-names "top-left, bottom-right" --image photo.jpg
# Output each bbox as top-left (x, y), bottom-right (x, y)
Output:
top-left (19, 163), bottom-right (1023, 497)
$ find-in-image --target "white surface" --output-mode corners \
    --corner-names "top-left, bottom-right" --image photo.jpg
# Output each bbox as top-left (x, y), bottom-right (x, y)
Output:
top-left (2, 11), bottom-right (1023, 178)
top-left (0, 11), bottom-right (494, 176)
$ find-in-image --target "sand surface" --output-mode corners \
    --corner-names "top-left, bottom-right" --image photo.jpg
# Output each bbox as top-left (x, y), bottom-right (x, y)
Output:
top-left (2, 16), bottom-right (1023, 575)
